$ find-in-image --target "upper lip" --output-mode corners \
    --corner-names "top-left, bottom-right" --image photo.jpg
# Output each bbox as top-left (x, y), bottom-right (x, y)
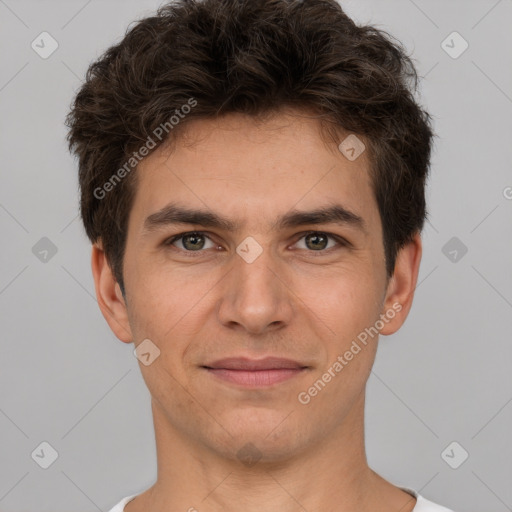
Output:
top-left (203, 357), bottom-right (308, 371)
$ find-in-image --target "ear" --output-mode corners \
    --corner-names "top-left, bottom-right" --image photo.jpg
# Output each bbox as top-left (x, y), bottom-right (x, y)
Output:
top-left (91, 240), bottom-right (133, 343)
top-left (379, 232), bottom-right (422, 336)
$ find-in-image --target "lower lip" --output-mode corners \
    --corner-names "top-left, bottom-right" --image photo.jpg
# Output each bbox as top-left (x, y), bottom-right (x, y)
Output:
top-left (205, 368), bottom-right (306, 387)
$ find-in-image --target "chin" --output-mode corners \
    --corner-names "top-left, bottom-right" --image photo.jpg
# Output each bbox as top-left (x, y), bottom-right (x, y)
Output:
top-left (208, 410), bottom-right (309, 465)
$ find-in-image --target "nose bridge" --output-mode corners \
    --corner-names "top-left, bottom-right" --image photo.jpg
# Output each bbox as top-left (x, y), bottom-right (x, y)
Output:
top-left (217, 239), bottom-right (293, 333)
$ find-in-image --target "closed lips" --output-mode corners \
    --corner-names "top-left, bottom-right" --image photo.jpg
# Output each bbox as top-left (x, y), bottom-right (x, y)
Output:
top-left (203, 357), bottom-right (308, 371)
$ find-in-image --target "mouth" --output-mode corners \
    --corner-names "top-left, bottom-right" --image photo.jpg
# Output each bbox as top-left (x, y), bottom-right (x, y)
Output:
top-left (201, 357), bottom-right (310, 387)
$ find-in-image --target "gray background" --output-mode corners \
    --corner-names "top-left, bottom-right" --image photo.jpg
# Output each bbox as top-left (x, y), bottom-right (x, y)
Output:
top-left (0, 0), bottom-right (511, 510)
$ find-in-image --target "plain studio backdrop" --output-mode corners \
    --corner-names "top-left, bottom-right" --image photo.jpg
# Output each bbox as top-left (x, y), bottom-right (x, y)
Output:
top-left (0, 1), bottom-right (511, 511)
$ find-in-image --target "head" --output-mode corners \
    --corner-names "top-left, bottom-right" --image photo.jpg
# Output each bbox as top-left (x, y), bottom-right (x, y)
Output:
top-left (66, 0), bottom-right (433, 464)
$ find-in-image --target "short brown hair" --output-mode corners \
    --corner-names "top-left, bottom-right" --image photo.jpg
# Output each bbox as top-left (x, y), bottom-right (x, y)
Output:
top-left (66, 0), bottom-right (434, 296)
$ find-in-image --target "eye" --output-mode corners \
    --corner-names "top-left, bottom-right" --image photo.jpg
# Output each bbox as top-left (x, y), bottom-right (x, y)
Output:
top-left (163, 230), bottom-right (348, 256)
top-left (293, 231), bottom-right (347, 252)
top-left (165, 231), bottom-right (217, 252)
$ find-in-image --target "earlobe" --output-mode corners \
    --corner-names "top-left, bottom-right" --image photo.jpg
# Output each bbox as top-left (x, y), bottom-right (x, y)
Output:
top-left (379, 232), bottom-right (422, 336)
top-left (91, 241), bottom-right (133, 343)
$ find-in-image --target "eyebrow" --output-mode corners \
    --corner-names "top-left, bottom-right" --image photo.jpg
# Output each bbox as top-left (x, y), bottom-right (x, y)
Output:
top-left (142, 203), bottom-right (367, 235)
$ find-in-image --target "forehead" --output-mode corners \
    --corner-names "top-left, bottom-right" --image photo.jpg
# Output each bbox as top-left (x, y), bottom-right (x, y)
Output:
top-left (130, 111), bottom-right (380, 234)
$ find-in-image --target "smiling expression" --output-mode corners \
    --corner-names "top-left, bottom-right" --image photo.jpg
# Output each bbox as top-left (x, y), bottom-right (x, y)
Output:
top-left (101, 109), bottom-right (412, 463)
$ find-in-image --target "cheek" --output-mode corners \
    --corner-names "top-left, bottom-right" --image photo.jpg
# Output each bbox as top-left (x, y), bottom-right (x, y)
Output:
top-left (124, 254), bottom-right (217, 351)
top-left (297, 272), bottom-right (382, 406)
top-left (297, 265), bottom-right (382, 343)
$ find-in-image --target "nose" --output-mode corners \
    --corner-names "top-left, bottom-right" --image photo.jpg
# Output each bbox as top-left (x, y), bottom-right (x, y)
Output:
top-left (216, 244), bottom-right (294, 335)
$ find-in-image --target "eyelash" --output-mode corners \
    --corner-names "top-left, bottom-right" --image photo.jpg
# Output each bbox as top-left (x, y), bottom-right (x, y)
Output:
top-left (163, 231), bottom-right (349, 257)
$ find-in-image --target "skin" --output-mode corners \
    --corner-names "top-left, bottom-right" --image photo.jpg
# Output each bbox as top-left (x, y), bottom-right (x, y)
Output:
top-left (92, 109), bottom-right (422, 512)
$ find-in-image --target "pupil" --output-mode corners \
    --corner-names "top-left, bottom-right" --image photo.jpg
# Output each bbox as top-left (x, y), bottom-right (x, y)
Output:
top-left (184, 234), bottom-right (204, 250)
top-left (306, 233), bottom-right (327, 250)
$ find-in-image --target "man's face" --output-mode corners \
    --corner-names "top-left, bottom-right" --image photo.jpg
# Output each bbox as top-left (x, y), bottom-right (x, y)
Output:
top-left (113, 111), bottom-right (399, 462)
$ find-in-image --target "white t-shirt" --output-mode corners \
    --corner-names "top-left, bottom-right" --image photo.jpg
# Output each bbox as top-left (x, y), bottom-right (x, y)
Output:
top-left (108, 487), bottom-right (454, 511)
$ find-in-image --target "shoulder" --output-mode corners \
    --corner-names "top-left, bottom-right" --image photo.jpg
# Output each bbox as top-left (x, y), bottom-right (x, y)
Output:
top-left (414, 494), bottom-right (455, 511)
top-left (400, 487), bottom-right (454, 512)
top-left (399, 486), bottom-right (454, 512)
top-left (107, 494), bottom-right (138, 512)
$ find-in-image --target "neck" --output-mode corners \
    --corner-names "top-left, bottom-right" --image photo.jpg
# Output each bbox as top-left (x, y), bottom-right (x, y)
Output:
top-left (128, 391), bottom-right (415, 512)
